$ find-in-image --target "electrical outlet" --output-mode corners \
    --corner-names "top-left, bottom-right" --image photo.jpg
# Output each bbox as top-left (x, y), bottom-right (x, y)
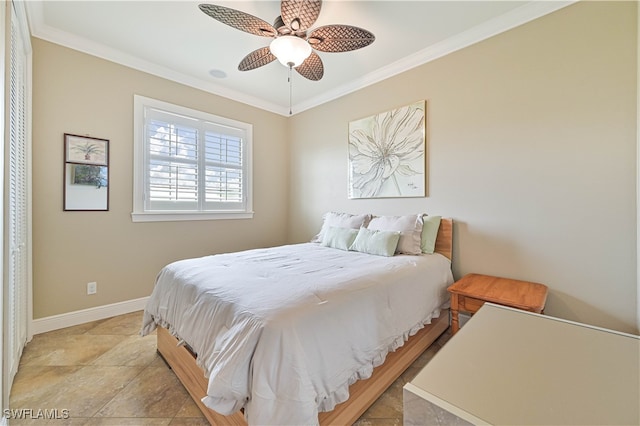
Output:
top-left (87, 282), bottom-right (97, 295)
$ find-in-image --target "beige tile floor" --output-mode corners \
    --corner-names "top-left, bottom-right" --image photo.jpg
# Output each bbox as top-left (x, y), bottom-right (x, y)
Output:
top-left (9, 311), bottom-right (451, 425)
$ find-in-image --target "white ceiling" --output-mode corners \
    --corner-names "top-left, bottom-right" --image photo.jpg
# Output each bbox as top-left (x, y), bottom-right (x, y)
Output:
top-left (25, 1), bottom-right (574, 116)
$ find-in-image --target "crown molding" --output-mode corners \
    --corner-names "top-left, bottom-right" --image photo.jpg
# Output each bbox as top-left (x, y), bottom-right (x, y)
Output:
top-left (293, 0), bottom-right (576, 114)
top-left (24, 1), bottom-right (289, 116)
top-left (25, 1), bottom-right (576, 117)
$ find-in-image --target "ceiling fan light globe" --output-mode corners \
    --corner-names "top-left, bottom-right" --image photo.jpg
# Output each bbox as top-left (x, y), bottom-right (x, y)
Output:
top-left (270, 35), bottom-right (312, 68)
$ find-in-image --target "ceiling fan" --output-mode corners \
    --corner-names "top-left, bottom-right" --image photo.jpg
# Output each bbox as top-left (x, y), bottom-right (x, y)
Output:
top-left (198, 0), bottom-right (375, 82)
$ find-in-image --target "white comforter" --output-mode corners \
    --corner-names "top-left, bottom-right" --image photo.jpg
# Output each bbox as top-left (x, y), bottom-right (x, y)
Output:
top-left (141, 243), bottom-right (453, 425)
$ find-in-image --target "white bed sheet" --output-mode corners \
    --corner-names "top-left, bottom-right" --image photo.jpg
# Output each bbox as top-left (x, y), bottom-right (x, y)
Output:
top-left (141, 243), bottom-right (453, 425)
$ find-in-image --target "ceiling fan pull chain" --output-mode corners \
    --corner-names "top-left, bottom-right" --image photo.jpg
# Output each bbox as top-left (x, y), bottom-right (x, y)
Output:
top-left (288, 64), bottom-right (293, 115)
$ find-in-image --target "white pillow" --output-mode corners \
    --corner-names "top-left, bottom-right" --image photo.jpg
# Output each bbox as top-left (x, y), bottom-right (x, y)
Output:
top-left (311, 212), bottom-right (371, 243)
top-left (349, 227), bottom-right (401, 257)
top-left (367, 214), bottom-right (423, 255)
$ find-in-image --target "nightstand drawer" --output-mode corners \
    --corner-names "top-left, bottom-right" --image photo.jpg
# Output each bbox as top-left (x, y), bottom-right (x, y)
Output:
top-left (458, 295), bottom-right (485, 313)
top-left (447, 273), bottom-right (549, 334)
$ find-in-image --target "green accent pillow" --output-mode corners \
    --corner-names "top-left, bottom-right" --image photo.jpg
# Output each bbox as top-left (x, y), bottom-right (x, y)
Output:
top-left (321, 226), bottom-right (359, 251)
top-left (421, 215), bottom-right (442, 254)
top-left (349, 227), bottom-right (401, 257)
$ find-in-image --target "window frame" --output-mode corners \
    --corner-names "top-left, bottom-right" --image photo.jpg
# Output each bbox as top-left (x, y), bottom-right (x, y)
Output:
top-left (132, 95), bottom-right (253, 222)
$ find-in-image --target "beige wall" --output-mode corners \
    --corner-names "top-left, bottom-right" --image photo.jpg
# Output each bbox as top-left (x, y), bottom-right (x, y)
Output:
top-left (31, 2), bottom-right (638, 333)
top-left (31, 39), bottom-right (289, 318)
top-left (288, 2), bottom-right (638, 333)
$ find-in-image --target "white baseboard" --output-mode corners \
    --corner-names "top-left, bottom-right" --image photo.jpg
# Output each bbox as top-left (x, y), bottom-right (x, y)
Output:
top-left (31, 297), bottom-right (150, 336)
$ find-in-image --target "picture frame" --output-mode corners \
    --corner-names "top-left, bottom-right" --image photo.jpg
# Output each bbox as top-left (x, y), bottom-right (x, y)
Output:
top-left (65, 134), bottom-right (108, 166)
top-left (64, 133), bottom-right (109, 211)
top-left (348, 100), bottom-right (426, 199)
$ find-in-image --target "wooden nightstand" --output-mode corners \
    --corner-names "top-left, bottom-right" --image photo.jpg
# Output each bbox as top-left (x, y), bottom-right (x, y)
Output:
top-left (447, 273), bottom-right (548, 334)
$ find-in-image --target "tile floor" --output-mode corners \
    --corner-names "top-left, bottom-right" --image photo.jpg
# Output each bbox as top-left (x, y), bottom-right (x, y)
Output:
top-left (9, 311), bottom-right (452, 425)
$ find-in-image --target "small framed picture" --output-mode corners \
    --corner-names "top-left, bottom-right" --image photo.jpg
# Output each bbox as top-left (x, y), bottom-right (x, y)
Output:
top-left (64, 133), bottom-right (109, 211)
top-left (65, 134), bottom-right (108, 166)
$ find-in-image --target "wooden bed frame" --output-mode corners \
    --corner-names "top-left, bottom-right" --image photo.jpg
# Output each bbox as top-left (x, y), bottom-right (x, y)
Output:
top-left (157, 218), bottom-right (453, 425)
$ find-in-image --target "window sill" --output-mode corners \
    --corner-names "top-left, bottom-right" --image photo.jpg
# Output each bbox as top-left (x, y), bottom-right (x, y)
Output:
top-left (131, 211), bottom-right (254, 222)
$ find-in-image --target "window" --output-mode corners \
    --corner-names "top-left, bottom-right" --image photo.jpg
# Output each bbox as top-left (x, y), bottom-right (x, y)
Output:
top-left (132, 96), bottom-right (253, 222)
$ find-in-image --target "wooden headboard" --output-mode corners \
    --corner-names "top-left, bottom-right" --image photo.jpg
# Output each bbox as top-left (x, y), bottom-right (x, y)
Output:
top-left (434, 218), bottom-right (453, 261)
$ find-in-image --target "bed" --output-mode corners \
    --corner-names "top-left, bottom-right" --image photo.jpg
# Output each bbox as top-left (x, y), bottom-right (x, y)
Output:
top-left (141, 215), bottom-right (453, 425)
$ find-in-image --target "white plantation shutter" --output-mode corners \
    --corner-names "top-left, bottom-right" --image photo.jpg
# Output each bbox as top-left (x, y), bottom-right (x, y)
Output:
top-left (203, 125), bottom-right (244, 206)
top-left (4, 0), bottom-right (31, 408)
top-left (146, 111), bottom-right (199, 210)
top-left (133, 96), bottom-right (252, 222)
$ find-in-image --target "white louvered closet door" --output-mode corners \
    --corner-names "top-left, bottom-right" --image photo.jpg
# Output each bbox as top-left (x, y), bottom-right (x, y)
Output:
top-left (4, 0), bottom-right (31, 406)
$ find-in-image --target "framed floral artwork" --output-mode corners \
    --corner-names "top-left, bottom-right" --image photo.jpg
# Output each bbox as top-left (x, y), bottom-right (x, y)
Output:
top-left (348, 100), bottom-right (426, 199)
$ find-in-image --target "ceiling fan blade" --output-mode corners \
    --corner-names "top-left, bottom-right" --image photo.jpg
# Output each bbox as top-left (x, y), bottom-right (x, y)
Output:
top-left (308, 25), bottom-right (375, 52)
top-left (294, 52), bottom-right (324, 81)
top-left (238, 47), bottom-right (277, 71)
top-left (280, 0), bottom-right (321, 32)
top-left (199, 4), bottom-right (276, 37)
